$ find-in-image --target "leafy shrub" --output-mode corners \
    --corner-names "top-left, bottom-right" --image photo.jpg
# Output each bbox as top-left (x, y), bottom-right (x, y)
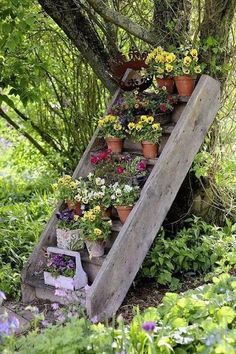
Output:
top-left (141, 217), bottom-right (236, 289)
top-left (2, 274), bottom-right (236, 353)
top-left (0, 124), bottom-right (58, 298)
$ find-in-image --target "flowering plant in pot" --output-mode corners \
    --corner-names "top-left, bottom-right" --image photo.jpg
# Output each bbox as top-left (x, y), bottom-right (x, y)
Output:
top-left (111, 183), bottom-right (140, 224)
top-left (128, 116), bottom-right (162, 159)
top-left (44, 247), bottom-right (87, 290)
top-left (173, 46), bottom-right (204, 96)
top-left (84, 174), bottom-right (113, 217)
top-left (145, 47), bottom-right (176, 93)
top-left (55, 210), bottom-right (83, 251)
top-left (79, 206), bottom-right (112, 258)
top-left (53, 175), bottom-right (81, 214)
top-left (98, 114), bottom-right (126, 153)
top-left (91, 152), bottom-right (148, 187)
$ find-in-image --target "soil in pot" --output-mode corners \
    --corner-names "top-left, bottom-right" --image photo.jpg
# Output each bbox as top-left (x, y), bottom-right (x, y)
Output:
top-left (106, 137), bottom-right (124, 154)
top-left (156, 77), bottom-right (175, 94)
top-left (141, 141), bottom-right (158, 159)
top-left (116, 205), bottom-right (133, 224)
top-left (174, 75), bottom-right (196, 96)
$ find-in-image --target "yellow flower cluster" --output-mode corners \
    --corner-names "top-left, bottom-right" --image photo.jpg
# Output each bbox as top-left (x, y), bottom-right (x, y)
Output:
top-left (53, 175), bottom-right (78, 190)
top-left (128, 117), bottom-right (161, 132)
top-left (82, 206), bottom-right (101, 221)
top-left (145, 47), bottom-right (176, 73)
top-left (98, 115), bottom-right (117, 126)
top-left (181, 49), bottom-right (201, 74)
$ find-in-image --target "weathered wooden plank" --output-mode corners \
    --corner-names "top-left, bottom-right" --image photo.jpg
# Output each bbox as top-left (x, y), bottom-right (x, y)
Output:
top-left (86, 75), bottom-right (221, 320)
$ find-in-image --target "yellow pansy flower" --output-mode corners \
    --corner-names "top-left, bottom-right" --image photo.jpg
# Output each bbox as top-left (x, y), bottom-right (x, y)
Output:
top-left (190, 49), bottom-right (198, 57)
top-left (114, 123), bottom-right (122, 131)
top-left (183, 56), bottom-right (192, 66)
top-left (135, 123), bottom-right (143, 131)
top-left (94, 228), bottom-right (102, 236)
top-left (74, 215), bottom-right (80, 221)
top-left (156, 54), bottom-right (165, 63)
top-left (152, 123), bottom-right (160, 130)
top-left (147, 116), bottom-right (154, 124)
top-left (128, 122), bottom-right (135, 130)
top-left (94, 206), bottom-right (101, 213)
top-left (166, 53), bottom-right (176, 63)
top-left (165, 64), bottom-right (173, 73)
top-left (140, 115), bottom-right (148, 122)
top-left (194, 65), bottom-right (202, 74)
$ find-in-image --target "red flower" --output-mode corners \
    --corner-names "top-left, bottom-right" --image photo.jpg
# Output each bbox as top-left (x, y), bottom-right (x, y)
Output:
top-left (160, 104), bottom-right (167, 112)
top-left (116, 166), bottom-right (125, 174)
top-left (99, 151), bottom-right (108, 160)
top-left (90, 156), bottom-right (98, 164)
top-left (137, 161), bottom-right (147, 171)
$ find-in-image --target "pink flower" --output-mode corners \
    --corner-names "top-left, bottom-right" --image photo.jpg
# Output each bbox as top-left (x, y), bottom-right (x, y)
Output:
top-left (99, 151), bottom-right (108, 160)
top-left (160, 104), bottom-right (167, 112)
top-left (137, 161), bottom-right (147, 171)
top-left (90, 156), bottom-right (98, 164)
top-left (116, 166), bottom-right (124, 174)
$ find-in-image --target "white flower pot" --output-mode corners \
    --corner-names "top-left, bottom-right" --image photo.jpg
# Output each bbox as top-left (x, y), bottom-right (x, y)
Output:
top-left (85, 240), bottom-right (105, 258)
top-left (56, 228), bottom-right (83, 251)
top-left (44, 247), bottom-right (88, 290)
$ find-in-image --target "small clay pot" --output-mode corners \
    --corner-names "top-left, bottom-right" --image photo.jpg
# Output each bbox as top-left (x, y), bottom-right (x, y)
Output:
top-left (66, 200), bottom-right (81, 215)
top-left (116, 205), bottom-right (133, 224)
top-left (156, 77), bottom-right (175, 94)
top-left (101, 207), bottom-right (112, 218)
top-left (85, 240), bottom-right (105, 258)
top-left (105, 137), bottom-right (124, 153)
top-left (174, 75), bottom-right (196, 96)
top-left (141, 141), bottom-right (158, 159)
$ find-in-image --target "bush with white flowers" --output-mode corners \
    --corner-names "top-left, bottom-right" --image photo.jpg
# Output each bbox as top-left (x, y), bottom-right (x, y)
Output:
top-left (111, 183), bottom-right (140, 206)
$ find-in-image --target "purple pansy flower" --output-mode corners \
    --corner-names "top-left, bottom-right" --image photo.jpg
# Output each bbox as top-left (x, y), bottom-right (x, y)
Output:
top-left (142, 321), bottom-right (156, 332)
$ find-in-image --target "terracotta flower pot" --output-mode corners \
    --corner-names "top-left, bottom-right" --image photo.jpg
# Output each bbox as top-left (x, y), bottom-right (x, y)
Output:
top-left (66, 201), bottom-right (81, 215)
top-left (141, 141), bottom-right (158, 159)
top-left (101, 206), bottom-right (112, 218)
top-left (85, 240), bottom-right (105, 258)
top-left (105, 137), bottom-right (124, 154)
top-left (116, 205), bottom-right (133, 224)
top-left (174, 75), bottom-right (196, 96)
top-left (156, 77), bottom-right (175, 94)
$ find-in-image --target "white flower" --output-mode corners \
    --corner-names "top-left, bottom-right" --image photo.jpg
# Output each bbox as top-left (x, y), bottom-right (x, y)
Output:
top-left (115, 189), bottom-right (122, 197)
top-left (88, 173), bottom-right (94, 181)
top-left (95, 177), bottom-right (105, 186)
top-left (124, 185), bottom-right (133, 193)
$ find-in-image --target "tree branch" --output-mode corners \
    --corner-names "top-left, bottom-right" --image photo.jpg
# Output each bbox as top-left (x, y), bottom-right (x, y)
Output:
top-left (84, 0), bottom-right (157, 45)
top-left (38, 0), bottom-right (117, 93)
top-left (0, 108), bottom-right (48, 157)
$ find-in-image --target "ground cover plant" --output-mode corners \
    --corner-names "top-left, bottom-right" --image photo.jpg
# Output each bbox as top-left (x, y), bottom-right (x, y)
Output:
top-left (1, 273), bottom-right (236, 353)
top-left (142, 217), bottom-right (236, 290)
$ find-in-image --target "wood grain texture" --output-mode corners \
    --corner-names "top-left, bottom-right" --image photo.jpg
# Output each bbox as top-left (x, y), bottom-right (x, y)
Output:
top-left (86, 75), bottom-right (221, 320)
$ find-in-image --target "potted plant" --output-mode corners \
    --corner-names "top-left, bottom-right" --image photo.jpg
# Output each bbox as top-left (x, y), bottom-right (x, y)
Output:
top-left (53, 175), bottom-right (81, 214)
top-left (79, 206), bottom-right (112, 258)
top-left (98, 114), bottom-right (126, 153)
top-left (111, 90), bottom-right (177, 125)
top-left (55, 210), bottom-right (83, 251)
top-left (44, 247), bottom-right (87, 290)
top-left (145, 47), bottom-right (176, 93)
top-left (111, 183), bottom-right (140, 224)
top-left (128, 116), bottom-right (163, 159)
top-left (91, 151), bottom-right (148, 187)
top-left (173, 46), bottom-right (204, 96)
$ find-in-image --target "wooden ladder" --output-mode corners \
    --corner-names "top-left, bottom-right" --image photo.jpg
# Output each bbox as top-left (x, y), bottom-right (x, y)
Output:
top-left (22, 71), bottom-right (220, 320)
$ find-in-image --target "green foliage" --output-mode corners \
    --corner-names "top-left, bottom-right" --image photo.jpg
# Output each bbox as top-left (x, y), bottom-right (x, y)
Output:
top-left (0, 122), bottom-right (57, 297)
top-left (2, 274), bottom-right (236, 353)
top-left (142, 217), bottom-right (236, 290)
